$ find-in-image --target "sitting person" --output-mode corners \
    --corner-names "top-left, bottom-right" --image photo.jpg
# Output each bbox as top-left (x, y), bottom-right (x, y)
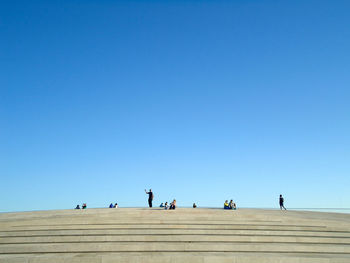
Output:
top-left (109, 203), bottom-right (113, 208)
top-left (229, 200), bottom-right (236, 210)
top-left (160, 203), bottom-right (164, 207)
top-left (114, 203), bottom-right (118, 208)
top-left (224, 200), bottom-right (230, 209)
top-left (82, 203), bottom-right (87, 209)
top-left (169, 199), bottom-right (176, 210)
top-left (193, 203), bottom-right (197, 208)
top-left (75, 205), bottom-right (80, 209)
top-left (164, 202), bottom-right (169, 210)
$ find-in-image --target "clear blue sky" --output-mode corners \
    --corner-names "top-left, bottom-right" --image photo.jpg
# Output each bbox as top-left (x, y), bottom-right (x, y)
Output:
top-left (1, 0), bottom-right (349, 212)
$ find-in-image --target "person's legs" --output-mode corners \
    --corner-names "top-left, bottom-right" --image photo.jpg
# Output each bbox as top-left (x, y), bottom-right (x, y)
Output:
top-left (148, 199), bottom-right (152, 208)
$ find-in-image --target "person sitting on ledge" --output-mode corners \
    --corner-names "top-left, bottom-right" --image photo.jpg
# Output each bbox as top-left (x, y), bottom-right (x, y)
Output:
top-left (160, 203), bottom-right (164, 207)
top-left (169, 199), bottom-right (176, 210)
top-left (224, 200), bottom-right (230, 209)
top-left (109, 203), bottom-right (113, 208)
top-left (75, 205), bottom-right (80, 209)
top-left (229, 200), bottom-right (236, 210)
top-left (114, 203), bottom-right (118, 208)
top-left (164, 202), bottom-right (169, 210)
top-left (82, 203), bottom-right (87, 209)
top-left (193, 203), bottom-right (197, 208)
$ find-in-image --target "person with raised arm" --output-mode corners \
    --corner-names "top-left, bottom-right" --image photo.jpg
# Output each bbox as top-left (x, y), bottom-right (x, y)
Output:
top-left (145, 189), bottom-right (154, 207)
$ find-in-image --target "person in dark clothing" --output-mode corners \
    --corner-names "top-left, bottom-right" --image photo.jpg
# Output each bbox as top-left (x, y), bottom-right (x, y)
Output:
top-left (169, 199), bottom-right (176, 210)
top-left (145, 189), bottom-right (154, 207)
top-left (279, 194), bottom-right (287, 210)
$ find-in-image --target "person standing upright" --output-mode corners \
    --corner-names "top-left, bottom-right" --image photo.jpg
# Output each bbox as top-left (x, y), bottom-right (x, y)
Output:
top-left (279, 194), bottom-right (287, 210)
top-left (145, 189), bottom-right (154, 207)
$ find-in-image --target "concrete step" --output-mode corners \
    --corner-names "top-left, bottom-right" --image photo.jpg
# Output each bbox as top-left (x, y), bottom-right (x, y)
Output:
top-left (2, 228), bottom-right (350, 238)
top-left (1, 234), bottom-right (350, 244)
top-left (1, 241), bottom-right (350, 254)
top-left (5, 223), bottom-right (330, 231)
top-left (1, 252), bottom-right (350, 263)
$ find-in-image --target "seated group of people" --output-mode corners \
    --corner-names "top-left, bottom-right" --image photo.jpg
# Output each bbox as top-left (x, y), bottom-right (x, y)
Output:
top-left (224, 200), bottom-right (236, 210)
top-left (75, 203), bottom-right (87, 209)
top-left (160, 201), bottom-right (197, 209)
top-left (109, 203), bottom-right (118, 208)
top-left (160, 199), bottom-right (177, 210)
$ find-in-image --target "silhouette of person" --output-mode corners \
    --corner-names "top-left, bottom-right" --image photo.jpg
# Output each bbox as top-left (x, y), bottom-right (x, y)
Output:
top-left (279, 194), bottom-right (287, 210)
top-left (145, 189), bottom-right (154, 207)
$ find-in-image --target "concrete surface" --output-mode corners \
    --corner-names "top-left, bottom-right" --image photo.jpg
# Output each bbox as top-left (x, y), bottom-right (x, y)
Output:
top-left (0, 208), bottom-right (349, 262)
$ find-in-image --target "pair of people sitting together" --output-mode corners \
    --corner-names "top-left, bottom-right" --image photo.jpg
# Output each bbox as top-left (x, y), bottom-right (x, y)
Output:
top-left (224, 200), bottom-right (236, 210)
top-left (75, 203), bottom-right (87, 209)
top-left (161, 199), bottom-right (176, 210)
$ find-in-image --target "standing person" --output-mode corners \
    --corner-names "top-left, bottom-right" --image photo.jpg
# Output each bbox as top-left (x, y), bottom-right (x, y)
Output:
top-left (279, 194), bottom-right (287, 210)
top-left (145, 189), bottom-right (154, 207)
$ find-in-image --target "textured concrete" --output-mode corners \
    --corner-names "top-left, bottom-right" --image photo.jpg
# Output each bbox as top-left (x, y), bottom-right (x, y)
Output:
top-left (0, 208), bottom-right (349, 262)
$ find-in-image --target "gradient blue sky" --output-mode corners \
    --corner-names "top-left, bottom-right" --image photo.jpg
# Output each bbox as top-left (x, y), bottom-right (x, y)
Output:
top-left (1, 0), bottom-right (349, 212)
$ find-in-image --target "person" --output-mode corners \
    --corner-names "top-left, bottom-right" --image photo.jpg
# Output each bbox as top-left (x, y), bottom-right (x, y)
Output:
top-left (224, 200), bottom-right (230, 209)
top-left (160, 203), bottom-right (164, 208)
top-left (193, 203), bottom-right (197, 208)
top-left (279, 194), bottom-right (287, 210)
top-left (229, 200), bottom-right (236, 210)
top-left (145, 189), bottom-right (154, 207)
top-left (114, 203), bottom-right (118, 208)
top-left (109, 203), bottom-right (113, 208)
top-left (82, 203), bottom-right (87, 209)
top-left (164, 202), bottom-right (169, 210)
top-left (169, 199), bottom-right (176, 210)
top-left (75, 205), bottom-right (80, 209)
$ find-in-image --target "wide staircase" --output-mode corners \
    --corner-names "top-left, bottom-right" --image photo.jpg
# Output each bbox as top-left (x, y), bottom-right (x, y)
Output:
top-left (0, 208), bottom-right (349, 262)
